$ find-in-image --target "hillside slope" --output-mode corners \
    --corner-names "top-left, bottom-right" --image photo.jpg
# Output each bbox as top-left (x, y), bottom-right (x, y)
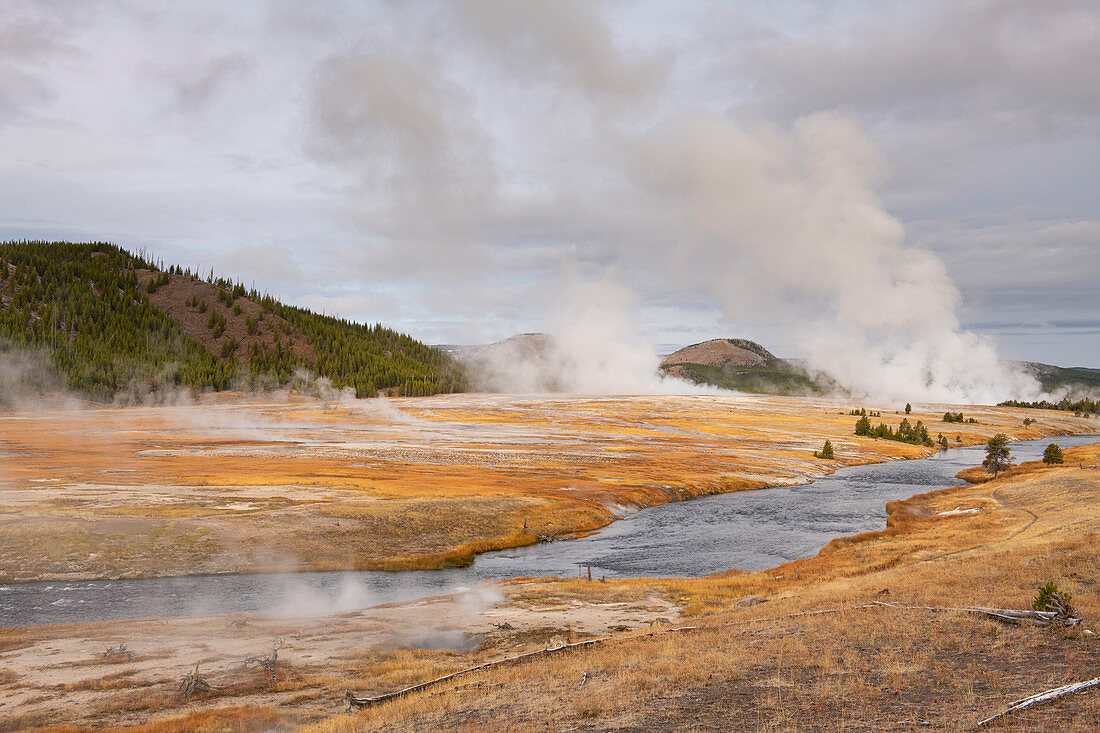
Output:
top-left (0, 241), bottom-right (465, 401)
top-left (659, 338), bottom-right (838, 395)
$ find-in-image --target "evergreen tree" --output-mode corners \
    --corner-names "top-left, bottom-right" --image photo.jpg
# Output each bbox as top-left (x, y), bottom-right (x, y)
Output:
top-left (1042, 443), bottom-right (1064, 465)
top-left (983, 434), bottom-right (1012, 477)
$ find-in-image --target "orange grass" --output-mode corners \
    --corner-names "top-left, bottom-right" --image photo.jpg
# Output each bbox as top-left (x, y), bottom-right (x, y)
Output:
top-left (36, 706), bottom-right (287, 733)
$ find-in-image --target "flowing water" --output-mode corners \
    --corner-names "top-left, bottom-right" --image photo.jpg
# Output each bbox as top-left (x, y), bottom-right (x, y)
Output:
top-left (3, 434), bottom-right (1096, 627)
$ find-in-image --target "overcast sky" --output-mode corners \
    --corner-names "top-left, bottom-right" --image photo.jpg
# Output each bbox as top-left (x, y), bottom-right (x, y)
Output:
top-left (2, 0), bottom-right (1098, 368)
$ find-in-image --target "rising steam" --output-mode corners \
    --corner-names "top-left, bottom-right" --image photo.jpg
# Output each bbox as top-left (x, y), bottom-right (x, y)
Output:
top-left (627, 111), bottom-right (1039, 403)
top-left (471, 112), bottom-right (1040, 403)
top-left (467, 281), bottom-right (703, 394)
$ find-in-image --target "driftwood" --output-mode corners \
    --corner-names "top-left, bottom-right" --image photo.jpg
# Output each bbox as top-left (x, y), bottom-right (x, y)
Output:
top-left (102, 642), bottom-right (135, 662)
top-left (873, 600), bottom-right (1083, 627)
top-left (345, 603), bottom-right (881, 710)
top-left (977, 677), bottom-right (1100, 727)
top-left (426, 680), bottom-right (500, 698)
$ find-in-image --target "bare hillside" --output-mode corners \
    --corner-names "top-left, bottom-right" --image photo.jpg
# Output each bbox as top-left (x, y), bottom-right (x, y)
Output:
top-left (660, 338), bottom-right (776, 368)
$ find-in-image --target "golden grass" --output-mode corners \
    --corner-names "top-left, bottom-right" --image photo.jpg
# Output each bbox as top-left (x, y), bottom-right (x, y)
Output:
top-left (35, 706), bottom-right (287, 733)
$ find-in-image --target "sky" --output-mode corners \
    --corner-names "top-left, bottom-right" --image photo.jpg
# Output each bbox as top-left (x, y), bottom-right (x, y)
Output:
top-left (2, 0), bottom-right (1098, 375)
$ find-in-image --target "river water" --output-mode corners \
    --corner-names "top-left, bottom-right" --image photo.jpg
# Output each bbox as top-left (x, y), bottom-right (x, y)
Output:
top-left (3, 434), bottom-right (1096, 627)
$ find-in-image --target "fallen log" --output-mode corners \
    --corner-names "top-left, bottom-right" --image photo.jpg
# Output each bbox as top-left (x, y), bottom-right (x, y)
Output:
top-left (977, 677), bottom-right (1100, 727)
top-left (872, 601), bottom-right (1083, 627)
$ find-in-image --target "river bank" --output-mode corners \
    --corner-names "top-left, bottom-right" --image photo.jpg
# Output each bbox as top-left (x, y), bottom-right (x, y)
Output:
top-left (0, 394), bottom-right (1095, 584)
top-left (7, 432), bottom-right (1095, 628)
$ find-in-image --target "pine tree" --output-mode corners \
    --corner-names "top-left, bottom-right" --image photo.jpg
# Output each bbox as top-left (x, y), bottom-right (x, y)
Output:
top-left (1042, 443), bottom-right (1064, 465)
top-left (983, 434), bottom-right (1012, 477)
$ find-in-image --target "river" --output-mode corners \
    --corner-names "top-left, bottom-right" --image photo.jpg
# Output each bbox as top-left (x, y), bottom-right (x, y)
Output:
top-left (3, 434), bottom-right (1096, 627)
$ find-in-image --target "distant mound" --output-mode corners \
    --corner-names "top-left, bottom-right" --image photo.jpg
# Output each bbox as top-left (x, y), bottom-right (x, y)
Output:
top-left (473, 333), bottom-right (556, 363)
top-left (660, 339), bottom-right (775, 369)
top-left (660, 338), bottom-right (837, 396)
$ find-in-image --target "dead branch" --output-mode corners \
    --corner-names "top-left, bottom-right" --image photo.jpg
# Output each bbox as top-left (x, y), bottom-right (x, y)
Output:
top-left (240, 638), bottom-right (286, 685)
top-left (103, 642), bottom-right (135, 662)
top-left (977, 677), bottom-right (1100, 727)
top-left (426, 680), bottom-right (499, 698)
top-left (178, 663), bottom-right (220, 700)
top-left (225, 614), bottom-right (253, 631)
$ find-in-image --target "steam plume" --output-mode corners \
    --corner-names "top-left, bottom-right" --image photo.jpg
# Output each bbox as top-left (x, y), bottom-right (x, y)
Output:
top-left (622, 111), bottom-right (1039, 403)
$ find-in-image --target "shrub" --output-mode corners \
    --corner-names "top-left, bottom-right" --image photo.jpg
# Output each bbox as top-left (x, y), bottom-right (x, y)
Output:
top-left (1042, 443), bottom-right (1064, 465)
top-left (1033, 581), bottom-right (1072, 612)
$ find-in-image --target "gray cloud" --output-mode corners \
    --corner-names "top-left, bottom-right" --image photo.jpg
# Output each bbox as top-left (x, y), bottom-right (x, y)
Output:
top-left (728, 0), bottom-right (1100, 135)
top-left (0, 0), bottom-right (1097, 383)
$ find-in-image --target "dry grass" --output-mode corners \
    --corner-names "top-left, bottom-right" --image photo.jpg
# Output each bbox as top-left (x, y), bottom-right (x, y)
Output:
top-left (35, 705), bottom-right (287, 733)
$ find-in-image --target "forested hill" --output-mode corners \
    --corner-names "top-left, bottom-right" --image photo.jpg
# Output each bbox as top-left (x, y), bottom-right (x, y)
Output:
top-left (0, 241), bottom-right (466, 401)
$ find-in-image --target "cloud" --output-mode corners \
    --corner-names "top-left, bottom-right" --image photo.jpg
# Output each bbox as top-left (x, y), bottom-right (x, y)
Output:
top-left (0, 0), bottom-right (1096, 380)
top-left (169, 53), bottom-right (255, 112)
top-left (729, 0), bottom-right (1100, 138)
top-left (214, 243), bottom-right (304, 290)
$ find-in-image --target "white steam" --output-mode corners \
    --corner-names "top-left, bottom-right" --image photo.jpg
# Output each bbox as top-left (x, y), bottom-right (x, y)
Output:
top-left (463, 113), bottom-right (1039, 403)
top-left (467, 281), bottom-right (707, 394)
top-left (627, 112), bottom-right (1040, 403)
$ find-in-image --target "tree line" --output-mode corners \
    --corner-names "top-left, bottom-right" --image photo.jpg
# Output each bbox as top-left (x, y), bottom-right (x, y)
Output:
top-left (1000, 396), bottom-right (1097, 417)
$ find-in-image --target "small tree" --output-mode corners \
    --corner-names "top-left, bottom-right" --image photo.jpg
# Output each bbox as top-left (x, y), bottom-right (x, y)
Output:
top-left (815, 440), bottom-right (835, 459)
top-left (904, 402), bottom-right (912, 414)
top-left (1033, 581), bottom-right (1073, 613)
top-left (983, 433), bottom-right (1012, 477)
top-left (1042, 443), bottom-right (1064, 465)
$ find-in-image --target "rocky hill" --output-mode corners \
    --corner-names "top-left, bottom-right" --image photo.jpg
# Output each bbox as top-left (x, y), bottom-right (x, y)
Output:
top-left (660, 339), bottom-right (776, 370)
top-left (0, 241), bottom-right (465, 401)
top-left (660, 338), bottom-right (836, 395)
